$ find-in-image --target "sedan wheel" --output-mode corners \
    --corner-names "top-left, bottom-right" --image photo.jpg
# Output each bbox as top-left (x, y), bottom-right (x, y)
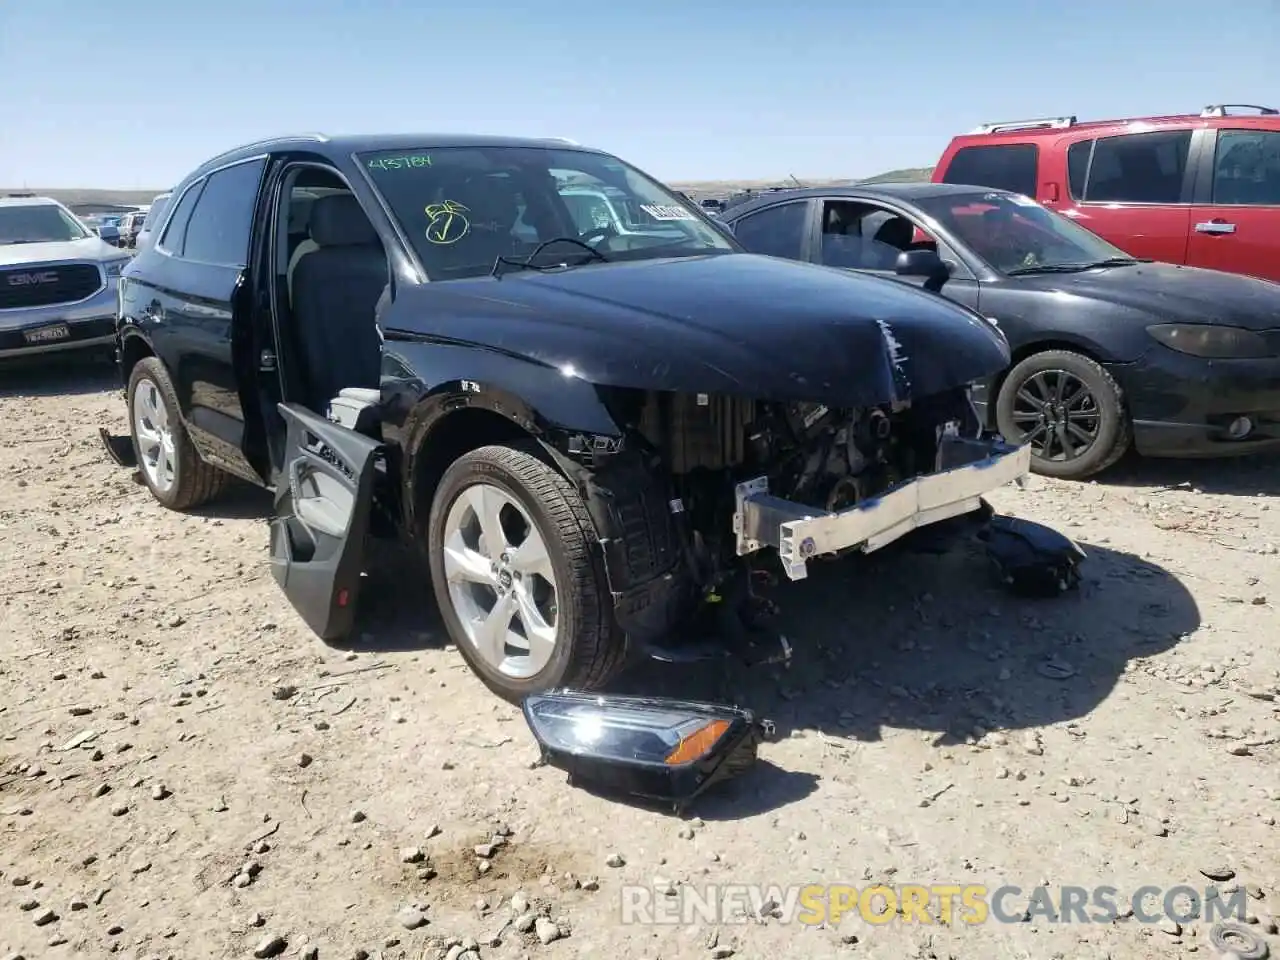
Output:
top-left (442, 482), bottom-right (560, 680)
top-left (995, 349), bottom-right (1131, 481)
top-left (1010, 369), bottom-right (1100, 463)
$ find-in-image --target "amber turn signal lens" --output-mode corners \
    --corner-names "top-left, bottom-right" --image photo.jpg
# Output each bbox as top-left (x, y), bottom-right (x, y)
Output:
top-left (664, 719), bottom-right (731, 765)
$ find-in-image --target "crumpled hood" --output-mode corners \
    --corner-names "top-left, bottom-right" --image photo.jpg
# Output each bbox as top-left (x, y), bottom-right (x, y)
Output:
top-left (383, 253), bottom-right (1010, 407)
top-left (0, 236), bottom-right (124, 268)
top-left (1015, 261), bottom-right (1280, 330)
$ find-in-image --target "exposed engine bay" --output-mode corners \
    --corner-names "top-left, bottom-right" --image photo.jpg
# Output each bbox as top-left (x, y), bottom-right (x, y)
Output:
top-left (577, 385), bottom-right (1073, 666)
top-left (627, 385), bottom-right (981, 558)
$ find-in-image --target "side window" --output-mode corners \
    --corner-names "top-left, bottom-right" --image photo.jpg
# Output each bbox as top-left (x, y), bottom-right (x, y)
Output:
top-left (1081, 130), bottom-right (1192, 204)
top-left (181, 158), bottom-right (267, 266)
top-left (731, 201), bottom-right (809, 260)
top-left (940, 144), bottom-right (1039, 197)
top-left (818, 201), bottom-right (921, 270)
top-left (1212, 130), bottom-right (1280, 206)
top-left (158, 181), bottom-right (204, 255)
top-left (1067, 140), bottom-right (1092, 200)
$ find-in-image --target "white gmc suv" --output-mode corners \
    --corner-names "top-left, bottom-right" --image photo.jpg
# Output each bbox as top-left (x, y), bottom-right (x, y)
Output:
top-left (0, 195), bottom-right (131, 362)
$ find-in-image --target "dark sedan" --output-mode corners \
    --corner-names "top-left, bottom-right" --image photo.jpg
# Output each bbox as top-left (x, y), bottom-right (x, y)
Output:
top-left (721, 182), bottom-right (1280, 480)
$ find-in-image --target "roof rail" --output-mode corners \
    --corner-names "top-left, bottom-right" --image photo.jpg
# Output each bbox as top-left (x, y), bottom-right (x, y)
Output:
top-left (1201, 103), bottom-right (1278, 117)
top-left (202, 133), bottom-right (330, 168)
top-left (969, 115), bottom-right (1076, 135)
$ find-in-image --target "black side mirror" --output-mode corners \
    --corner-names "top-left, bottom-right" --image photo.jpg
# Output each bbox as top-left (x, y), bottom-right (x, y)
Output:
top-left (894, 249), bottom-right (951, 293)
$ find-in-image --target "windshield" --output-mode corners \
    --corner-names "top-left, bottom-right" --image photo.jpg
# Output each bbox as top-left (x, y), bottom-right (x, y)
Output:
top-left (0, 204), bottom-right (92, 244)
top-left (913, 191), bottom-right (1135, 274)
top-left (359, 145), bottom-right (736, 280)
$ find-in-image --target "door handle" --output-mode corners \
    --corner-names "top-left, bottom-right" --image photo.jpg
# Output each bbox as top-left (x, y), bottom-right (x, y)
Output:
top-left (1194, 220), bottom-right (1237, 235)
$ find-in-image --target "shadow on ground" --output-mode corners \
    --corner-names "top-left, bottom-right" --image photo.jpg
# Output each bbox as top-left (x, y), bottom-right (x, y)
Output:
top-left (1099, 449), bottom-right (1280, 496)
top-left (0, 357), bottom-right (117, 399)
top-left (339, 522), bottom-right (1198, 818)
top-left (604, 532), bottom-right (1199, 818)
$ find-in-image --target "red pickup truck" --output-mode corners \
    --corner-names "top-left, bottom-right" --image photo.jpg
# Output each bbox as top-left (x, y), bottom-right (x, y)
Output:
top-left (932, 103), bottom-right (1280, 283)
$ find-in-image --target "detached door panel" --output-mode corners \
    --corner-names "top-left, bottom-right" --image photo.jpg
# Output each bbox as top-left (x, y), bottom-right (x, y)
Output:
top-left (270, 403), bottom-right (382, 642)
top-left (1186, 128), bottom-right (1280, 282)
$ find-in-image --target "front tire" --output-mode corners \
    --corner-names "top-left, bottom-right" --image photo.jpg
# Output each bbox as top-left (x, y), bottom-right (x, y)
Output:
top-left (427, 441), bottom-right (626, 703)
top-left (995, 349), bottom-right (1131, 480)
top-left (126, 357), bottom-right (230, 510)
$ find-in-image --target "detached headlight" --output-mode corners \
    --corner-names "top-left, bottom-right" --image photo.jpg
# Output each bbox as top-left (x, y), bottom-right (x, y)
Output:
top-left (1146, 323), bottom-right (1273, 359)
top-left (522, 690), bottom-right (769, 809)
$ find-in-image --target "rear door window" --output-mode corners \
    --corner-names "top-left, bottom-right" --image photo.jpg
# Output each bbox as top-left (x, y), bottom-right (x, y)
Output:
top-left (731, 200), bottom-right (810, 260)
top-left (1211, 130), bottom-right (1280, 205)
top-left (939, 144), bottom-right (1039, 197)
top-left (1075, 130), bottom-right (1193, 204)
top-left (158, 181), bottom-right (205, 255)
top-left (180, 158), bottom-right (266, 266)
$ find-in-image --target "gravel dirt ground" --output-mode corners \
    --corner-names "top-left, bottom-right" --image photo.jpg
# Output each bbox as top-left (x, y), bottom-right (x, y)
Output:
top-left (2, 361), bottom-right (1279, 960)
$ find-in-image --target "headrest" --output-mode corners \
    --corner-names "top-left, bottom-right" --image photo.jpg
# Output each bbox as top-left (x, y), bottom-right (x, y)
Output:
top-left (453, 175), bottom-right (522, 233)
top-left (310, 194), bottom-right (379, 247)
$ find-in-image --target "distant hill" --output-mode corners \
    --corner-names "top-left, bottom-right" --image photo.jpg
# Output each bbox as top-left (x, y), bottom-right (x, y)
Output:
top-left (3, 166), bottom-right (935, 209)
top-left (1, 187), bottom-right (164, 206)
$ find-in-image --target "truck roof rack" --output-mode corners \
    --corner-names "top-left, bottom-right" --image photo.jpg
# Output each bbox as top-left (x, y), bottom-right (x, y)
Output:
top-left (969, 115), bottom-right (1076, 134)
top-left (1201, 103), bottom-right (1278, 117)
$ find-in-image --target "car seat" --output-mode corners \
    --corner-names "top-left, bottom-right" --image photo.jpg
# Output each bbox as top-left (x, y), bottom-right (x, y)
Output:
top-left (290, 194), bottom-right (387, 415)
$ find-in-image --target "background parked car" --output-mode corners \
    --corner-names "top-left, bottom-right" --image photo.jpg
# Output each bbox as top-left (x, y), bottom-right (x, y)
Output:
top-left (83, 213), bottom-right (122, 246)
top-left (119, 209), bottom-right (149, 247)
top-left (721, 182), bottom-right (1280, 480)
top-left (0, 195), bottom-right (131, 362)
top-left (132, 192), bottom-right (171, 251)
top-left (932, 102), bottom-right (1280, 283)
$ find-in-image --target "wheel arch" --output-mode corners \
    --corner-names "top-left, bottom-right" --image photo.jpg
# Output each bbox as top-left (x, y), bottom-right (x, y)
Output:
top-left (119, 328), bottom-right (156, 387)
top-left (987, 336), bottom-right (1117, 426)
top-left (398, 374), bottom-right (627, 542)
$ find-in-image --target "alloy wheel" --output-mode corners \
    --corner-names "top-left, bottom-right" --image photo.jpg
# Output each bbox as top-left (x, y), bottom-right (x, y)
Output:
top-left (1010, 369), bottom-right (1101, 462)
top-left (132, 378), bottom-right (176, 493)
top-left (441, 483), bottom-right (560, 679)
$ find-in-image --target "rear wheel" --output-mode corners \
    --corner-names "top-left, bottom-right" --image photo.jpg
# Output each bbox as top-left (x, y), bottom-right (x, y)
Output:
top-left (127, 357), bottom-right (230, 510)
top-left (995, 349), bottom-right (1130, 480)
top-left (427, 441), bottom-right (626, 703)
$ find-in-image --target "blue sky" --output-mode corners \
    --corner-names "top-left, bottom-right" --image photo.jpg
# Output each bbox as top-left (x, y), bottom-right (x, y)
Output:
top-left (2, 0), bottom-right (1276, 189)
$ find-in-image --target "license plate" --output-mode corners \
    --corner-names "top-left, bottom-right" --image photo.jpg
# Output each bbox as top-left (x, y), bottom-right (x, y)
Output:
top-left (23, 323), bottom-right (70, 344)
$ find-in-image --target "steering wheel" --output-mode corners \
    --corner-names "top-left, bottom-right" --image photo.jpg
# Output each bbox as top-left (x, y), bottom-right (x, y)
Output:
top-left (579, 224), bottom-right (618, 246)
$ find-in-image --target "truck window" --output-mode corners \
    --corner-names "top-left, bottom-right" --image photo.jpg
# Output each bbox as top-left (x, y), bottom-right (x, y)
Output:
top-left (940, 144), bottom-right (1039, 197)
top-left (1078, 130), bottom-right (1192, 204)
top-left (1211, 130), bottom-right (1280, 205)
top-left (1067, 141), bottom-right (1092, 200)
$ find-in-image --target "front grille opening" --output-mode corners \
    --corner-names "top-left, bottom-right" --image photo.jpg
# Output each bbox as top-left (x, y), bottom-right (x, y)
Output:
top-left (0, 264), bottom-right (104, 309)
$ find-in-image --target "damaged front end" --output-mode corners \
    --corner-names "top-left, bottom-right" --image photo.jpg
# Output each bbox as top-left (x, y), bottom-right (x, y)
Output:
top-left (733, 431), bottom-right (1030, 580)
top-left (564, 378), bottom-right (1084, 673)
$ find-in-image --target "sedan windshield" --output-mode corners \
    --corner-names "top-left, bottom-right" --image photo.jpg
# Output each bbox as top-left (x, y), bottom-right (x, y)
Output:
top-left (0, 204), bottom-right (92, 245)
top-left (358, 145), bottom-right (737, 280)
top-left (913, 191), bottom-right (1138, 275)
